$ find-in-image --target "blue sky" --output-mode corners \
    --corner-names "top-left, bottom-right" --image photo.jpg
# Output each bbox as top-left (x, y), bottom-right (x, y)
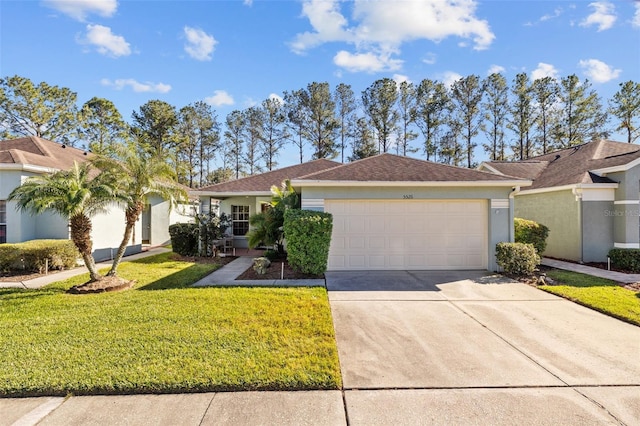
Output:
top-left (1, 0), bottom-right (639, 167)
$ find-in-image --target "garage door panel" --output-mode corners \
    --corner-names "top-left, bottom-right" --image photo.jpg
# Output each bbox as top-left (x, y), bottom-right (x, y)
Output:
top-left (326, 200), bottom-right (487, 270)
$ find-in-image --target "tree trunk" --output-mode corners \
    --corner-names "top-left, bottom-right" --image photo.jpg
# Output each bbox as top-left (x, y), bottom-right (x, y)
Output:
top-left (108, 201), bottom-right (144, 277)
top-left (70, 214), bottom-right (101, 282)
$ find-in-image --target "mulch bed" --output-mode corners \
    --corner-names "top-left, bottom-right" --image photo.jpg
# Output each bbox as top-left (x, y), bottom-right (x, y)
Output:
top-left (236, 259), bottom-right (324, 281)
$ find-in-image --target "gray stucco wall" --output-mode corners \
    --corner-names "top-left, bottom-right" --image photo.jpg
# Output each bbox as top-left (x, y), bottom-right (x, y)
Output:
top-left (299, 185), bottom-right (514, 271)
top-left (515, 190), bottom-right (582, 261)
top-left (582, 200), bottom-right (614, 262)
top-left (608, 167), bottom-right (640, 247)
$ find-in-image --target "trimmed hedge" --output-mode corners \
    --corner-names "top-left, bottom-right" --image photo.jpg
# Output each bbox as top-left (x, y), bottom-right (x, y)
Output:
top-left (608, 248), bottom-right (640, 273)
top-left (496, 242), bottom-right (540, 276)
top-left (0, 239), bottom-right (79, 273)
top-left (168, 223), bottom-right (199, 256)
top-left (514, 217), bottom-right (549, 254)
top-left (283, 209), bottom-right (332, 275)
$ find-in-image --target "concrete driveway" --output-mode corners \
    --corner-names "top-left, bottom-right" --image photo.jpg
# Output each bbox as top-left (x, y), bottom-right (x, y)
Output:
top-left (326, 270), bottom-right (640, 425)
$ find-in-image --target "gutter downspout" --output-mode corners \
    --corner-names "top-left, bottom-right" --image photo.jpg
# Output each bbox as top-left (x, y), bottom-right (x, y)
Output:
top-left (573, 186), bottom-right (584, 263)
top-left (508, 186), bottom-right (521, 242)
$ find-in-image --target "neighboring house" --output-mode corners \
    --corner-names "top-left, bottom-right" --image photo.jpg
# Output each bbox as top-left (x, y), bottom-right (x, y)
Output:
top-left (479, 139), bottom-right (640, 263)
top-left (0, 136), bottom-right (187, 260)
top-left (195, 159), bottom-right (341, 249)
top-left (198, 154), bottom-right (530, 271)
top-left (141, 193), bottom-right (196, 246)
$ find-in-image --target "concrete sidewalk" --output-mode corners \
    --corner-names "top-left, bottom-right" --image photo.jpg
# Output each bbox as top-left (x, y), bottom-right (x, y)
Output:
top-left (0, 246), bottom-right (172, 289)
top-left (542, 257), bottom-right (640, 283)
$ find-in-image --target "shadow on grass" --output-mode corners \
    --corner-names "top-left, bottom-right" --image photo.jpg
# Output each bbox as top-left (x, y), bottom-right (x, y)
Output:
top-left (137, 264), bottom-right (215, 291)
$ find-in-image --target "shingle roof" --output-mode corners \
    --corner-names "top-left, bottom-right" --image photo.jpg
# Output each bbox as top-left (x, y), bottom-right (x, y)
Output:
top-left (197, 159), bottom-right (341, 193)
top-left (483, 140), bottom-right (639, 190)
top-left (297, 153), bottom-right (522, 182)
top-left (0, 136), bottom-right (91, 170)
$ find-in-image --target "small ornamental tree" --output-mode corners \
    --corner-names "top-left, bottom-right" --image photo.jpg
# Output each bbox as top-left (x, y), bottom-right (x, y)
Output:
top-left (283, 209), bottom-right (332, 275)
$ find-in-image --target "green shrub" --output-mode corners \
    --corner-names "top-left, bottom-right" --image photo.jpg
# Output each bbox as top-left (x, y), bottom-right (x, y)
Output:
top-left (0, 240), bottom-right (79, 273)
top-left (496, 242), bottom-right (540, 276)
top-left (608, 248), bottom-right (640, 273)
top-left (514, 218), bottom-right (549, 254)
top-left (284, 209), bottom-right (332, 275)
top-left (168, 223), bottom-right (199, 256)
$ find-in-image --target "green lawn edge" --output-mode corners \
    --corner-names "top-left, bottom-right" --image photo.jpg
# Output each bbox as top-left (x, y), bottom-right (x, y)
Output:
top-left (0, 252), bottom-right (342, 397)
top-left (540, 269), bottom-right (640, 327)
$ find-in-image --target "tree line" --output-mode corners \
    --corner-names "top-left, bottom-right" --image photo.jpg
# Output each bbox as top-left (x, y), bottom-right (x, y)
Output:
top-left (1, 74), bottom-right (638, 187)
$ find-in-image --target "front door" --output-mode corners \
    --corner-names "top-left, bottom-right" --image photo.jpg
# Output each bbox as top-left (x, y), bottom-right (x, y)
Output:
top-left (141, 204), bottom-right (151, 244)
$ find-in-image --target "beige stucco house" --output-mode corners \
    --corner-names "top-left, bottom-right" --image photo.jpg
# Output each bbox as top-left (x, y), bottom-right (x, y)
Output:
top-left (197, 154), bottom-right (530, 271)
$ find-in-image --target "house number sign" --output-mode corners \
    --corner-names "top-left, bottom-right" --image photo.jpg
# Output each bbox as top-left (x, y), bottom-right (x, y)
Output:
top-left (402, 194), bottom-right (414, 199)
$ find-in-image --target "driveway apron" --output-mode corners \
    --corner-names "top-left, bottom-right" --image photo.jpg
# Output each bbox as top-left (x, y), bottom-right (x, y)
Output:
top-left (326, 270), bottom-right (640, 425)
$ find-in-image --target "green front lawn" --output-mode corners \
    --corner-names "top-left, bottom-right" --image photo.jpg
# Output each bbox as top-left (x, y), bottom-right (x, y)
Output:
top-left (0, 253), bottom-right (341, 396)
top-left (541, 269), bottom-right (640, 326)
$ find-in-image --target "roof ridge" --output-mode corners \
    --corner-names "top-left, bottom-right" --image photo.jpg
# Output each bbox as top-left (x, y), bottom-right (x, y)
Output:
top-left (28, 135), bottom-right (54, 157)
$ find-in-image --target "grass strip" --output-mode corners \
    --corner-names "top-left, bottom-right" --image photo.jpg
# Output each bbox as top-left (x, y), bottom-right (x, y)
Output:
top-left (0, 253), bottom-right (341, 396)
top-left (541, 269), bottom-right (640, 326)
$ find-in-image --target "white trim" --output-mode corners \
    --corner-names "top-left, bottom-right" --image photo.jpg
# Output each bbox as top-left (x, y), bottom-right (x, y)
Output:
top-left (301, 198), bottom-right (325, 210)
top-left (0, 163), bottom-right (59, 173)
top-left (194, 191), bottom-right (272, 197)
top-left (614, 200), bottom-right (640, 205)
top-left (580, 188), bottom-right (616, 202)
top-left (614, 243), bottom-right (640, 249)
top-left (477, 163), bottom-right (505, 175)
top-left (591, 156), bottom-right (640, 174)
top-left (490, 199), bottom-right (509, 209)
top-left (517, 183), bottom-right (618, 196)
top-left (291, 179), bottom-right (531, 188)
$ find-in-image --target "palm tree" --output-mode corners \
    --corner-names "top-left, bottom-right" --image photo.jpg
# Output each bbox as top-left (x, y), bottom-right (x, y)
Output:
top-left (92, 145), bottom-right (187, 276)
top-left (8, 162), bottom-right (118, 282)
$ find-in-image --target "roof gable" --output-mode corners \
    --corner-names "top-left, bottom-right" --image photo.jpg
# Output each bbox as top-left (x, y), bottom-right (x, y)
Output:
top-left (298, 153), bottom-right (522, 183)
top-left (197, 158), bottom-right (341, 194)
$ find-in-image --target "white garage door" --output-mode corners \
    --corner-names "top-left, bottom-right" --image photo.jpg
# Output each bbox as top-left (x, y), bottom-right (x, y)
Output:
top-left (325, 199), bottom-right (488, 270)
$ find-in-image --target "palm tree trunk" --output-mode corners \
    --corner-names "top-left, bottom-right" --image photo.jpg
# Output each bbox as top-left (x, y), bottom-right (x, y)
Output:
top-left (70, 214), bottom-right (102, 282)
top-left (108, 202), bottom-right (144, 276)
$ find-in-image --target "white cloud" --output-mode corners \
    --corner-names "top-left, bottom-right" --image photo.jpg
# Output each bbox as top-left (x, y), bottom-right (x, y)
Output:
top-left (205, 90), bottom-right (234, 106)
top-left (633, 3), bottom-right (640, 28)
top-left (393, 74), bottom-right (410, 85)
top-left (243, 0), bottom-right (253, 6)
top-left (183, 26), bottom-right (217, 61)
top-left (333, 50), bottom-right (403, 73)
top-left (440, 71), bottom-right (463, 88)
top-left (81, 24), bottom-right (130, 57)
top-left (101, 78), bottom-right (171, 93)
top-left (422, 52), bottom-right (437, 65)
top-left (531, 62), bottom-right (559, 80)
top-left (292, 0), bottom-right (494, 73)
top-left (578, 59), bottom-right (621, 83)
top-left (580, 1), bottom-right (616, 31)
top-left (268, 93), bottom-right (284, 103)
top-left (487, 65), bottom-right (505, 75)
top-left (43, 0), bottom-right (117, 21)
top-left (540, 7), bottom-right (563, 22)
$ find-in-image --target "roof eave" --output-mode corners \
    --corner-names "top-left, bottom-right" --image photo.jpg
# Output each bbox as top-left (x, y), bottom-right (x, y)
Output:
top-left (518, 182), bottom-right (619, 196)
top-left (0, 163), bottom-right (59, 173)
top-left (193, 190), bottom-right (272, 197)
top-left (591, 156), bottom-right (640, 175)
top-left (291, 179), bottom-right (532, 188)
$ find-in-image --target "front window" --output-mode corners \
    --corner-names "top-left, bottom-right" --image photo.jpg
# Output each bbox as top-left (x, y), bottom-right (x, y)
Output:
top-left (0, 200), bottom-right (6, 243)
top-left (231, 205), bottom-right (250, 235)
